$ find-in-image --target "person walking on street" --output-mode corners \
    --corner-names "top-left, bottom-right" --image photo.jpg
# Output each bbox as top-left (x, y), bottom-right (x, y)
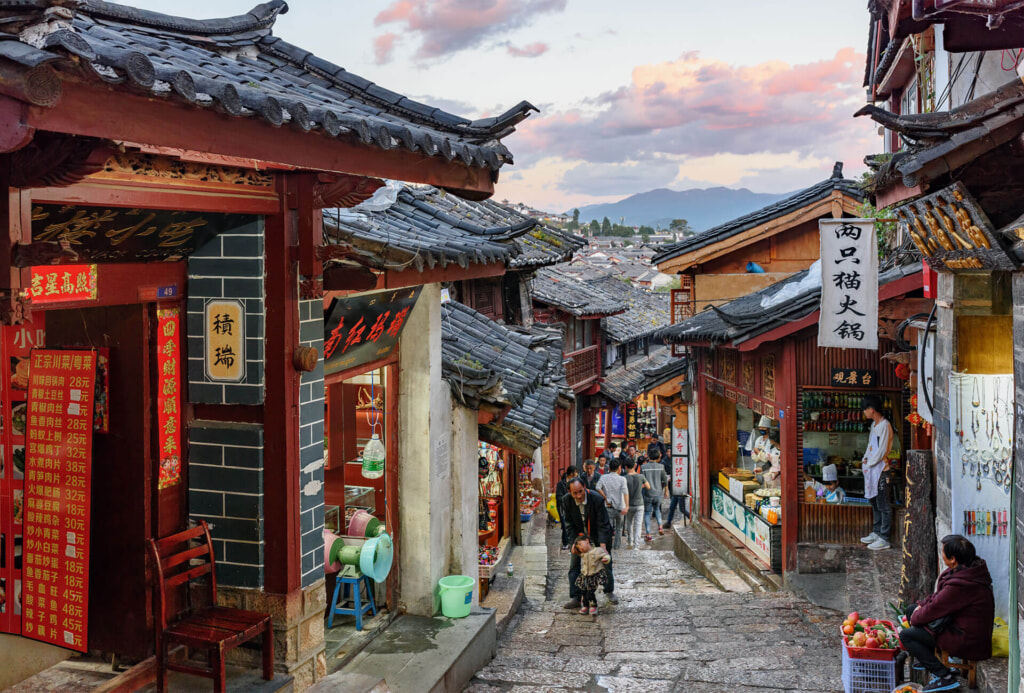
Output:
top-left (624, 459), bottom-right (648, 548)
top-left (556, 465), bottom-right (578, 550)
top-left (641, 448), bottom-right (669, 541)
top-left (618, 442), bottom-right (637, 470)
top-left (571, 533), bottom-right (611, 616)
top-left (596, 459), bottom-right (628, 549)
top-left (580, 459), bottom-right (602, 491)
top-left (561, 478), bottom-right (618, 609)
top-left (859, 395), bottom-right (894, 550)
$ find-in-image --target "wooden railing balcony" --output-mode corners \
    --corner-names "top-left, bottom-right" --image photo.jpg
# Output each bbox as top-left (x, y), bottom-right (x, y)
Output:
top-left (565, 345), bottom-right (600, 389)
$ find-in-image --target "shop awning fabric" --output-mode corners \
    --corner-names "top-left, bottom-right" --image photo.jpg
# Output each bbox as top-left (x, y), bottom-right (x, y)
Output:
top-left (0, 1), bottom-right (534, 178)
top-left (661, 262), bottom-right (922, 349)
top-left (600, 345), bottom-right (688, 405)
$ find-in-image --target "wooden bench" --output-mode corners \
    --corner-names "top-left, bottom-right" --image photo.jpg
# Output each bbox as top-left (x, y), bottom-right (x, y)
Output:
top-left (147, 521), bottom-right (274, 693)
top-left (939, 650), bottom-right (978, 689)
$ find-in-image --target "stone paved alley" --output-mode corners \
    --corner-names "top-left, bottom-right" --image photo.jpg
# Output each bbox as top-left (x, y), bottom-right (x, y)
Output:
top-left (466, 525), bottom-right (843, 692)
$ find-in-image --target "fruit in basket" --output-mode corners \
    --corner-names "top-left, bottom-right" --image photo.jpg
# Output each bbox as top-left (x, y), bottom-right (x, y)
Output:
top-left (851, 632), bottom-right (866, 647)
top-left (842, 624), bottom-right (854, 635)
top-left (848, 611), bottom-right (859, 623)
top-left (865, 636), bottom-right (879, 649)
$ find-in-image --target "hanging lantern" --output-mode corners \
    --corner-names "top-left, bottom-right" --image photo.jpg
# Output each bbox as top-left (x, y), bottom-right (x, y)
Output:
top-left (361, 433), bottom-right (385, 479)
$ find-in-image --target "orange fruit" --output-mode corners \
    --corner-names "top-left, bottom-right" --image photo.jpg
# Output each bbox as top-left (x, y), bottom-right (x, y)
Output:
top-left (842, 624), bottom-right (854, 635)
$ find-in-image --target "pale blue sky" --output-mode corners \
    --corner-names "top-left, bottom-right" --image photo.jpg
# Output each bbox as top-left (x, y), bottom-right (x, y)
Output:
top-left (126, 1), bottom-right (877, 210)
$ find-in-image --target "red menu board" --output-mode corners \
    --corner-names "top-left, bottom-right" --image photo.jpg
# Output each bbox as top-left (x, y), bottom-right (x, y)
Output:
top-left (0, 317), bottom-right (45, 635)
top-left (156, 308), bottom-right (181, 490)
top-left (21, 349), bottom-right (96, 651)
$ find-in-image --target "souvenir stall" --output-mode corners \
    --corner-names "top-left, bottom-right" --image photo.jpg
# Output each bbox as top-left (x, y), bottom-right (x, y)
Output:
top-left (478, 442), bottom-right (514, 596)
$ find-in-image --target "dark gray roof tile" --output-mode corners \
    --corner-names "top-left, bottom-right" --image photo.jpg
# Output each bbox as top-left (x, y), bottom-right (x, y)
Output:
top-left (601, 346), bottom-right (688, 404)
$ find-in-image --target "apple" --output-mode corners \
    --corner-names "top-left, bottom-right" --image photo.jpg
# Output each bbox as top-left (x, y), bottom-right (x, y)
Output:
top-left (852, 632), bottom-right (867, 647)
top-left (865, 637), bottom-right (879, 649)
top-left (848, 612), bottom-right (859, 623)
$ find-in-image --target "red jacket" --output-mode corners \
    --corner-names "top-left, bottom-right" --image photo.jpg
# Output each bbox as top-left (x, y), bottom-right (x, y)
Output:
top-left (911, 559), bottom-right (994, 661)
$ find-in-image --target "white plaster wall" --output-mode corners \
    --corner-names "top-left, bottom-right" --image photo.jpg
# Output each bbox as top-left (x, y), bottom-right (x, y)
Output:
top-left (398, 283), bottom-right (453, 616)
top-left (450, 404), bottom-right (480, 606)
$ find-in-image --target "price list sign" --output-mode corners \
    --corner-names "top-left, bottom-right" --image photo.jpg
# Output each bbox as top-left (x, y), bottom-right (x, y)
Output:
top-left (21, 350), bottom-right (96, 651)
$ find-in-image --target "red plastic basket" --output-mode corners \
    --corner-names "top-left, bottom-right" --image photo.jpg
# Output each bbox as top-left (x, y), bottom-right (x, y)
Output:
top-left (842, 620), bottom-right (901, 662)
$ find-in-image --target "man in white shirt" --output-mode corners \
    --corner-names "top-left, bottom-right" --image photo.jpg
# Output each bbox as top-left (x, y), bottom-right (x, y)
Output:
top-left (596, 460), bottom-right (629, 549)
top-left (859, 395), bottom-right (894, 550)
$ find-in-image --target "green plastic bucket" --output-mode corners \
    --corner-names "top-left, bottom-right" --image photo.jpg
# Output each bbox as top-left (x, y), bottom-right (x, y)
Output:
top-left (438, 575), bottom-right (475, 618)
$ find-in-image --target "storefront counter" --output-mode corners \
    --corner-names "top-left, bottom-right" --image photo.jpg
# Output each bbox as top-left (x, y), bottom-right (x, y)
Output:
top-left (798, 500), bottom-right (873, 545)
top-left (710, 485), bottom-right (782, 573)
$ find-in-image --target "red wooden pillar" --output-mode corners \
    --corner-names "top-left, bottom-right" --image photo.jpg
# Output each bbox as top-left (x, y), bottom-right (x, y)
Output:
top-left (263, 174), bottom-right (302, 594)
top-left (780, 338), bottom-right (799, 574)
top-left (697, 368), bottom-right (711, 519)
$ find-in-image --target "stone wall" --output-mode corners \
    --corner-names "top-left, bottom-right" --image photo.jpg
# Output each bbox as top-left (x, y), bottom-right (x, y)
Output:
top-left (933, 273), bottom-right (954, 544)
top-left (297, 297), bottom-right (325, 589)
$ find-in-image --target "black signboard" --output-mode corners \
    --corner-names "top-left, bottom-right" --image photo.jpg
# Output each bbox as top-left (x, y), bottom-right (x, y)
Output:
top-left (324, 287), bottom-right (422, 375)
top-left (31, 205), bottom-right (257, 263)
top-left (830, 368), bottom-right (877, 387)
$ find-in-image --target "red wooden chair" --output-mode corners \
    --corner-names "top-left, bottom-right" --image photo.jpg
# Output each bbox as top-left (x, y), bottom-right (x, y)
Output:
top-left (147, 521), bottom-right (274, 693)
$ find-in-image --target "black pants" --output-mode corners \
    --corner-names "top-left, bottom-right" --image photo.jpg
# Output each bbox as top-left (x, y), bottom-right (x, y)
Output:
top-left (559, 496), bottom-right (571, 546)
top-left (580, 589), bottom-right (597, 607)
top-left (900, 626), bottom-right (948, 678)
top-left (568, 552), bottom-right (614, 599)
top-left (871, 470), bottom-right (892, 537)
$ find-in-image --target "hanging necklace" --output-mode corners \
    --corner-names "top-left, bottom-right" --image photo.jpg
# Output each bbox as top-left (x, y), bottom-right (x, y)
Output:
top-left (971, 377), bottom-right (981, 407)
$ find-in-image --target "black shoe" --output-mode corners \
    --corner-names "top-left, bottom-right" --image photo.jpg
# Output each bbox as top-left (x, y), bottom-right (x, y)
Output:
top-left (563, 599), bottom-right (581, 609)
top-left (605, 592), bottom-right (619, 605)
top-left (923, 673), bottom-right (960, 692)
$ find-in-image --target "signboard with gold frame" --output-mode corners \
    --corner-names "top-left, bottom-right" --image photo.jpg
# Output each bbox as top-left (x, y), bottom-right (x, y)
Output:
top-left (204, 299), bottom-right (244, 382)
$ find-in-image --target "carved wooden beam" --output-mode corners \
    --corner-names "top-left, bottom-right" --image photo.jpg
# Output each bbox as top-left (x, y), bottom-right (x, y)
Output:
top-left (312, 173), bottom-right (384, 209)
top-left (0, 96), bottom-right (34, 153)
top-left (10, 132), bottom-right (114, 188)
top-left (322, 264), bottom-right (378, 292)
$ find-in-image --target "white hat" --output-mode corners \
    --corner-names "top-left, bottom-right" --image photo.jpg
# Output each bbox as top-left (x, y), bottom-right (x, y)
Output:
top-left (757, 415), bottom-right (773, 429)
top-left (822, 464), bottom-right (838, 482)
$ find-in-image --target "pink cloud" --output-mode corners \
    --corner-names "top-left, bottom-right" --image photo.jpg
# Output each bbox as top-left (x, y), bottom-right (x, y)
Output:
top-left (516, 48), bottom-right (871, 165)
top-left (373, 33), bottom-right (400, 64)
top-left (507, 42), bottom-right (549, 58)
top-left (374, 0), bottom-right (567, 60)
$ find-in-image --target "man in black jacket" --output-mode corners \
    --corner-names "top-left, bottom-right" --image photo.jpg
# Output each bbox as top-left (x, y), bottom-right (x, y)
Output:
top-left (562, 478), bottom-right (618, 608)
top-left (555, 465), bottom-right (578, 549)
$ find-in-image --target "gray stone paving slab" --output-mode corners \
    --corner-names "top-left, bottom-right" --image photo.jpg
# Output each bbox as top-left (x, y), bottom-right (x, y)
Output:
top-left (464, 523), bottom-right (844, 692)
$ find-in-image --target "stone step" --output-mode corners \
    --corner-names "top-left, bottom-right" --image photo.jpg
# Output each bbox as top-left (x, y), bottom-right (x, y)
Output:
top-left (671, 524), bottom-right (755, 593)
top-left (310, 610), bottom-right (496, 693)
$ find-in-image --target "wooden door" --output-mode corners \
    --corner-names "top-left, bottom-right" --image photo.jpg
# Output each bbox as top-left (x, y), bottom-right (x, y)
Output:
top-left (707, 392), bottom-right (737, 479)
top-left (46, 304), bottom-right (157, 658)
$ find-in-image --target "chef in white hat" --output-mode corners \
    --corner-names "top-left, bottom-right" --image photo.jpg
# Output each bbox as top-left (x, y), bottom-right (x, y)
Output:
top-left (745, 415), bottom-right (774, 465)
top-left (804, 463), bottom-right (846, 504)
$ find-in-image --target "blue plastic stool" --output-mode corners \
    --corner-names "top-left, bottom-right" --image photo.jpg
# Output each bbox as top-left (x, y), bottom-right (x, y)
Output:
top-left (328, 575), bottom-right (377, 630)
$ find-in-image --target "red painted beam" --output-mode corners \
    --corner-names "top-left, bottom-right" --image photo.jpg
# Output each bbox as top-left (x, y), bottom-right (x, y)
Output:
top-left (31, 179), bottom-right (280, 215)
top-left (28, 82), bottom-right (496, 196)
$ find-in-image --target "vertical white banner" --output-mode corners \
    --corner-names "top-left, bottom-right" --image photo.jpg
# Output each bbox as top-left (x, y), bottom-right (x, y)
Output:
top-left (918, 329), bottom-right (935, 424)
top-left (819, 219), bottom-right (878, 350)
top-left (671, 426), bottom-right (689, 496)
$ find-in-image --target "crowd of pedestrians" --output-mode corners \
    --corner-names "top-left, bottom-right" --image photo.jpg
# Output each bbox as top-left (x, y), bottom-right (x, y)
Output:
top-left (557, 434), bottom-right (688, 613)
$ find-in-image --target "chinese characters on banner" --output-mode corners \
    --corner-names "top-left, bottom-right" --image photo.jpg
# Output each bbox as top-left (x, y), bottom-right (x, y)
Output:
top-left (157, 308), bottom-right (182, 490)
top-left (819, 219), bottom-right (878, 350)
top-left (671, 427), bottom-right (689, 496)
top-left (625, 404), bottom-right (638, 441)
top-left (0, 317), bottom-right (44, 635)
top-left (323, 287), bottom-right (423, 375)
top-left (830, 369), bottom-right (877, 387)
top-left (204, 300), bottom-right (244, 382)
top-left (22, 349), bottom-right (96, 652)
top-left (28, 265), bottom-right (97, 304)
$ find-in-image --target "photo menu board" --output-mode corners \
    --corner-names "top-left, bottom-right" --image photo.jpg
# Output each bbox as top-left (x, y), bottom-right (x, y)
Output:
top-left (21, 350), bottom-right (96, 651)
top-left (0, 317), bottom-right (45, 635)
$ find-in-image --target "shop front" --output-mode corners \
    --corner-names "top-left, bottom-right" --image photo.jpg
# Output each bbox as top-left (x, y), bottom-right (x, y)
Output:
top-left (667, 262), bottom-right (924, 575)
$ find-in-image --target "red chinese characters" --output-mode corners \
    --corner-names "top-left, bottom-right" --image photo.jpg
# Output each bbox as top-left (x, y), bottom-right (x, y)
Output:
top-left (21, 349), bottom-right (96, 652)
top-left (157, 308), bottom-right (181, 490)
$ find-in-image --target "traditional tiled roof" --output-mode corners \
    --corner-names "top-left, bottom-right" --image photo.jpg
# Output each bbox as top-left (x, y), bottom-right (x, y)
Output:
top-left (584, 273), bottom-right (669, 344)
top-left (323, 185), bottom-right (583, 274)
top-left (600, 346), bottom-right (688, 404)
top-left (653, 163), bottom-right (866, 265)
top-left (530, 265), bottom-right (626, 317)
top-left (0, 1), bottom-right (533, 170)
top-left (440, 300), bottom-right (548, 409)
top-left (855, 80), bottom-right (1024, 191)
top-left (660, 262), bottom-right (921, 347)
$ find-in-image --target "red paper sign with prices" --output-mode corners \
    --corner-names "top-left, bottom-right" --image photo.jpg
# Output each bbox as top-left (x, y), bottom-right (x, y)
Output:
top-left (671, 426), bottom-right (689, 495)
top-left (21, 350), bottom-right (96, 652)
top-left (156, 308), bottom-right (181, 490)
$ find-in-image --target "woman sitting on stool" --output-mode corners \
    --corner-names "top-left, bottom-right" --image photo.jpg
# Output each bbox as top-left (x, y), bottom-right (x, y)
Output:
top-left (898, 535), bottom-right (994, 692)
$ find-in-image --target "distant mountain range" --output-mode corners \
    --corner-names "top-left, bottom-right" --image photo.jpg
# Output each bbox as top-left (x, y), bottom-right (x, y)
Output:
top-left (574, 187), bottom-right (790, 232)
